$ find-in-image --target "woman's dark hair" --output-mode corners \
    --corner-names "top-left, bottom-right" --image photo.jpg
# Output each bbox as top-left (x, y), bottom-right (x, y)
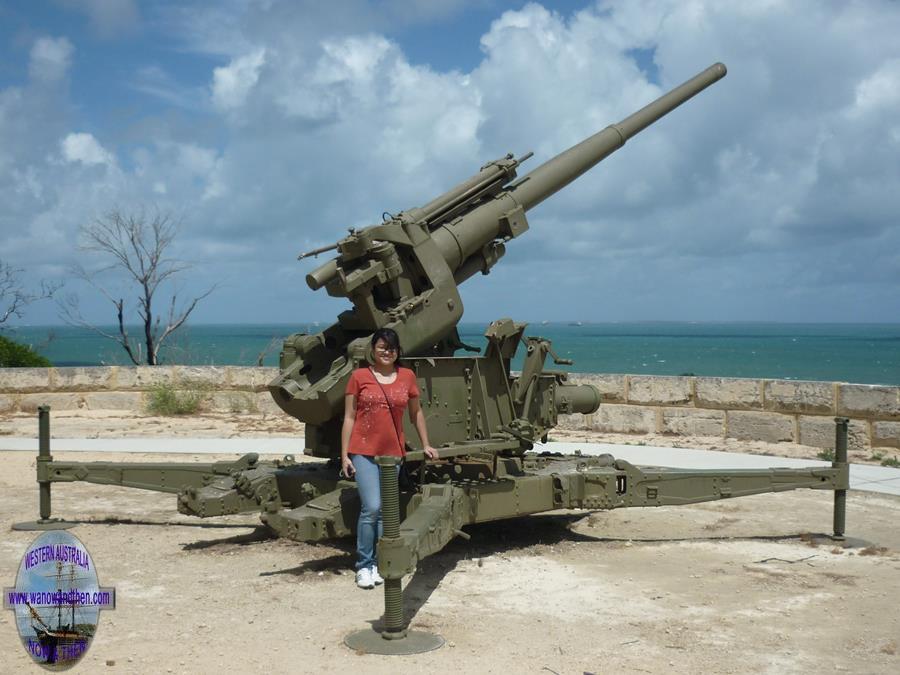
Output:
top-left (370, 327), bottom-right (402, 361)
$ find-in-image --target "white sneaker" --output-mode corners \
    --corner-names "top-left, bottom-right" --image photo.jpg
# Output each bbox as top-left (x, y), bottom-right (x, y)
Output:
top-left (370, 566), bottom-right (384, 585)
top-left (356, 567), bottom-right (374, 589)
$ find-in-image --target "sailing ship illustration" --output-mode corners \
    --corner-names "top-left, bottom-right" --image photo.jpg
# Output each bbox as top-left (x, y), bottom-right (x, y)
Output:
top-left (21, 559), bottom-right (96, 667)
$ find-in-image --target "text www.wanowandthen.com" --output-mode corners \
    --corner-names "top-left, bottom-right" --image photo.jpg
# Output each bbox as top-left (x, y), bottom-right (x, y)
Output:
top-left (7, 588), bottom-right (114, 608)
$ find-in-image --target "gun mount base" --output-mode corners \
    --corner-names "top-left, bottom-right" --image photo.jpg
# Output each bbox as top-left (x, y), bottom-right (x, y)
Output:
top-left (11, 518), bottom-right (75, 531)
top-left (344, 627), bottom-right (444, 655)
top-left (804, 534), bottom-right (874, 549)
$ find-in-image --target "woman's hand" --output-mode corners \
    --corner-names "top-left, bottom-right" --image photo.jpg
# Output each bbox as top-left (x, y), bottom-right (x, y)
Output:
top-left (341, 455), bottom-right (355, 478)
top-left (341, 393), bottom-right (357, 478)
top-left (423, 446), bottom-right (439, 460)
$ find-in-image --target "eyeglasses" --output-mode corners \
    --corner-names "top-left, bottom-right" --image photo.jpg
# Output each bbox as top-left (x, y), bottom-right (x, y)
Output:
top-left (374, 345), bottom-right (397, 354)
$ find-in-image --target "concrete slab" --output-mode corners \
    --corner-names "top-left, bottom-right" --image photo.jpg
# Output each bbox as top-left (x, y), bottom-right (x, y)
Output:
top-left (2, 437), bottom-right (898, 496)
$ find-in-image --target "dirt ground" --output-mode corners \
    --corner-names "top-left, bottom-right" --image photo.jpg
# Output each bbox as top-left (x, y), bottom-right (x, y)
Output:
top-left (2, 412), bottom-right (900, 673)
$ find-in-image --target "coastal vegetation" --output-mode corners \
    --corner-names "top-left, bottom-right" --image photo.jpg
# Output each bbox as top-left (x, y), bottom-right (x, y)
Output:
top-left (0, 334), bottom-right (52, 367)
top-left (0, 259), bottom-right (57, 367)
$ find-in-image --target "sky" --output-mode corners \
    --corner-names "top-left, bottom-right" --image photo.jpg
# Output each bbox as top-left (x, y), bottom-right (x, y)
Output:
top-left (1, 0), bottom-right (899, 327)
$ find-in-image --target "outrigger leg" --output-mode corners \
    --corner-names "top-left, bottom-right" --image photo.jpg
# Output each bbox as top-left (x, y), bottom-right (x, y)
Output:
top-left (11, 406), bottom-right (318, 530)
top-left (12, 406), bottom-right (74, 531)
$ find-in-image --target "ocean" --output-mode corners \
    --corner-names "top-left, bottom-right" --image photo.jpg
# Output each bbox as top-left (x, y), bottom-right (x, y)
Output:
top-left (4, 322), bottom-right (899, 386)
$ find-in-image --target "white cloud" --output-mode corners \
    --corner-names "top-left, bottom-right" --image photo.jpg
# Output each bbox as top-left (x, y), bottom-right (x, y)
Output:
top-left (847, 59), bottom-right (900, 118)
top-left (318, 36), bottom-right (391, 85)
top-left (61, 133), bottom-right (114, 166)
top-left (212, 48), bottom-right (266, 110)
top-left (175, 143), bottom-right (218, 175)
top-left (29, 37), bottom-right (74, 83)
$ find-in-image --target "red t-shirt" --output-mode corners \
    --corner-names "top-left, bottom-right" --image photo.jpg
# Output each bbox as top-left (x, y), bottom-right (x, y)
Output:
top-left (345, 367), bottom-right (420, 457)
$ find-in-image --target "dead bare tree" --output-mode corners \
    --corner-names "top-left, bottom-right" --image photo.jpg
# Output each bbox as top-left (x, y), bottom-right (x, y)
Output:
top-left (60, 209), bottom-right (215, 365)
top-left (0, 259), bottom-right (61, 326)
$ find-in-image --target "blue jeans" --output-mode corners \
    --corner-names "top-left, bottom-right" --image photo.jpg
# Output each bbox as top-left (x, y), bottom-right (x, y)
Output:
top-left (351, 455), bottom-right (398, 571)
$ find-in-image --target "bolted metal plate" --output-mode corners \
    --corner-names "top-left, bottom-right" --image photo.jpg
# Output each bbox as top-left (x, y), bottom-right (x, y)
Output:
top-left (11, 519), bottom-right (75, 531)
top-left (344, 628), bottom-right (444, 655)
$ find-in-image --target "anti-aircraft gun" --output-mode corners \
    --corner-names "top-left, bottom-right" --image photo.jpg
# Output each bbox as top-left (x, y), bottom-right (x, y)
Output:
top-left (16, 62), bottom-right (850, 652)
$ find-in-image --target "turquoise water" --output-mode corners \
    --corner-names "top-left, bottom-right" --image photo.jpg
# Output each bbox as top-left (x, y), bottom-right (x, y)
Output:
top-left (5, 322), bottom-right (900, 385)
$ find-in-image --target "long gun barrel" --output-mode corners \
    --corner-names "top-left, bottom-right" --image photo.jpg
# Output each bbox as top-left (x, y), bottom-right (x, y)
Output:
top-left (430, 62), bottom-right (727, 272)
top-left (516, 62), bottom-right (726, 211)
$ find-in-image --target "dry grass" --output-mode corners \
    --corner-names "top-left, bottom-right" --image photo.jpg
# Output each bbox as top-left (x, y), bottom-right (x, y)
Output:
top-left (145, 380), bottom-right (213, 415)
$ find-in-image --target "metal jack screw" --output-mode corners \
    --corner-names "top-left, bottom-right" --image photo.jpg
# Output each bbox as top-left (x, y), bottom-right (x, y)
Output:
top-left (810, 417), bottom-right (868, 550)
top-left (378, 456), bottom-right (406, 640)
top-left (344, 455), bottom-right (443, 655)
top-left (13, 406), bottom-right (74, 531)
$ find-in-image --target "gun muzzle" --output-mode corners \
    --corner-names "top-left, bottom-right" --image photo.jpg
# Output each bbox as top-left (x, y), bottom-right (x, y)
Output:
top-left (306, 259), bottom-right (339, 290)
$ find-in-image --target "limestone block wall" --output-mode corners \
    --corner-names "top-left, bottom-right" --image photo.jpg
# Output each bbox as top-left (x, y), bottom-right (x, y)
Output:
top-left (0, 366), bottom-right (281, 415)
top-left (565, 374), bottom-right (900, 451)
top-left (0, 367), bottom-right (898, 451)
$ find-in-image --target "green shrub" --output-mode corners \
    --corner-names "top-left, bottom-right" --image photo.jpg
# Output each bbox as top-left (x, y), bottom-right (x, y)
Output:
top-left (816, 448), bottom-right (835, 462)
top-left (881, 456), bottom-right (900, 469)
top-left (0, 335), bottom-right (52, 367)
top-left (145, 381), bottom-right (209, 415)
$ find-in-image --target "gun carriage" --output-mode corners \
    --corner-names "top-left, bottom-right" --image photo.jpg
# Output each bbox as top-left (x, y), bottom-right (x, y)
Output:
top-left (16, 62), bottom-right (851, 652)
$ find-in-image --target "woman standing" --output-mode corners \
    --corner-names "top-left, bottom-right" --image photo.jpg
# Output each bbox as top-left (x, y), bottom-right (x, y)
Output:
top-left (341, 328), bottom-right (438, 589)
